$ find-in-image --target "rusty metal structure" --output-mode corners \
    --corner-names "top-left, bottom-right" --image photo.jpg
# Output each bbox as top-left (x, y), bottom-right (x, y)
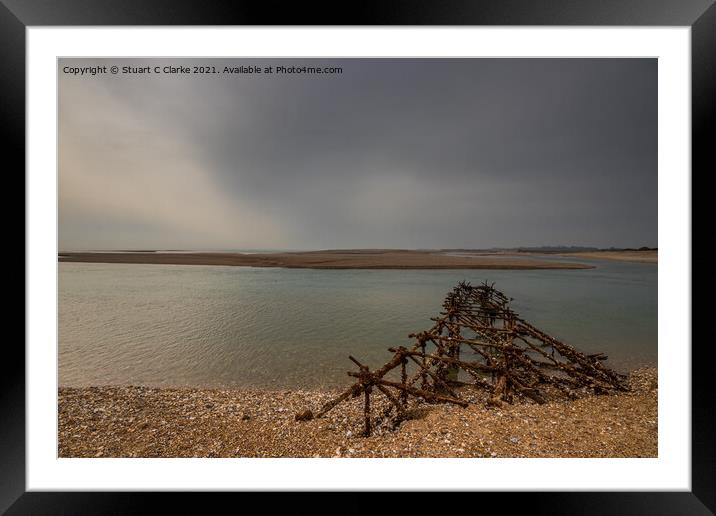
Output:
top-left (295, 281), bottom-right (628, 436)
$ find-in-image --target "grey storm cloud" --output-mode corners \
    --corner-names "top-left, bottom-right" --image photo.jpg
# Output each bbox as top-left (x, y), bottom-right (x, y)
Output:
top-left (59, 58), bottom-right (656, 251)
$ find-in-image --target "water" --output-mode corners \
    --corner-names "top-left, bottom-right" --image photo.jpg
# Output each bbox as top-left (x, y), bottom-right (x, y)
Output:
top-left (58, 259), bottom-right (657, 389)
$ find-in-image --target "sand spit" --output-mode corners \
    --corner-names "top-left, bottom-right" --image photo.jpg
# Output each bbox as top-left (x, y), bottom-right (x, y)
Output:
top-left (59, 368), bottom-right (656, 458)
top-left (58, 250), bottom-right (593, 270)
top-left (558, 250), bottom-right (657, 264)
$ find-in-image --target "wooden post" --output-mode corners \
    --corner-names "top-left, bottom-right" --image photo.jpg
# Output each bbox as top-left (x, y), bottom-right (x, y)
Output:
top-left (445, 332), bottom-right (460, 385)
top-left (420, 338), bottom-right (428, 390)
top-left (400, 355), bottom-right (408, 408)
top-left (363, 385), bottom-right (372, 437)
top-left (503, 314), bottom-right (515, 400)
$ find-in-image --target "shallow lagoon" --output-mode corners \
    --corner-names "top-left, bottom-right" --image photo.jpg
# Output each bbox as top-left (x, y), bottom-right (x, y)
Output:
top-left (59, 258), bottom-right (656, 389)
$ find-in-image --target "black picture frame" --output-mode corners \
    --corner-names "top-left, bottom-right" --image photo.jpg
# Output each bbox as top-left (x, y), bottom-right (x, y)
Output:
top-left (6, 0), bottom-right (711, 513)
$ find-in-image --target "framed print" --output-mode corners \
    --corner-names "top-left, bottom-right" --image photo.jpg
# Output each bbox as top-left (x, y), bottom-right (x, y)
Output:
top-left (6, 0), bottom-right (712, 512)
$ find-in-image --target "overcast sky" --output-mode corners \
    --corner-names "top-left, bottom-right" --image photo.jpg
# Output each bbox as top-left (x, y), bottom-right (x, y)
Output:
top-left (59, 58), bottom-right (656, 251)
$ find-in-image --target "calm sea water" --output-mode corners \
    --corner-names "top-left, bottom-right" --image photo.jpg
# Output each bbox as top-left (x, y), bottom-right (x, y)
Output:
top-left (58, 258), bottom-right (657, 389)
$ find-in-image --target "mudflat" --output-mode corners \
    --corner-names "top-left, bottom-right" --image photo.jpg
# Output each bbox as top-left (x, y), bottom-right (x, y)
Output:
top-left (58, 250), bottom-right (593, 270)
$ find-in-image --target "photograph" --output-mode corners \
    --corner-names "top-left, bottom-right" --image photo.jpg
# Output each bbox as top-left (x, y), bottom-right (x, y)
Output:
top-left (57, 57), bottom-right (658, 459)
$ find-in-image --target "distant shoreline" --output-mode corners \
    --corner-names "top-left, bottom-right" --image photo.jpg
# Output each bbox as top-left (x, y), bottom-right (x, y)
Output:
top-left (58, 250), bottom-right (594, 270)
top-left (555, 250), bottom-right (657, 264)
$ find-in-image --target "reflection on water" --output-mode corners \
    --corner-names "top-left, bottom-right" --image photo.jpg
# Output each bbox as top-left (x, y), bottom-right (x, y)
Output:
top-left (59, 259), bottom-right (656, 389)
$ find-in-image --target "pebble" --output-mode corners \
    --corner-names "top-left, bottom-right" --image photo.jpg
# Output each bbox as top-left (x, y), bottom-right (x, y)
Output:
top-left (57, 368), bottom-right (657, 459)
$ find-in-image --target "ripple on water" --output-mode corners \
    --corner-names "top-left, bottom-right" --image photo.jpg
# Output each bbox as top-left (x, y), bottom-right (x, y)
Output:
top-left (59, 261), bottom-right (657, 389)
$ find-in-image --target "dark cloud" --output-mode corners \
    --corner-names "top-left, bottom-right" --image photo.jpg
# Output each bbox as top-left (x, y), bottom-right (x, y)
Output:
top-left (59, 58), bottom-right (656, 250)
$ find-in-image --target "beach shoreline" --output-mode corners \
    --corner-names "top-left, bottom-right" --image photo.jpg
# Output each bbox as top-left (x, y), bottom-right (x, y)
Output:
top-left (556, 250), bottom-right (657, 264)
top-left (58, 250), bottom-right (594, 270)
top-left (59, 368), bottom-right (657, 458)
